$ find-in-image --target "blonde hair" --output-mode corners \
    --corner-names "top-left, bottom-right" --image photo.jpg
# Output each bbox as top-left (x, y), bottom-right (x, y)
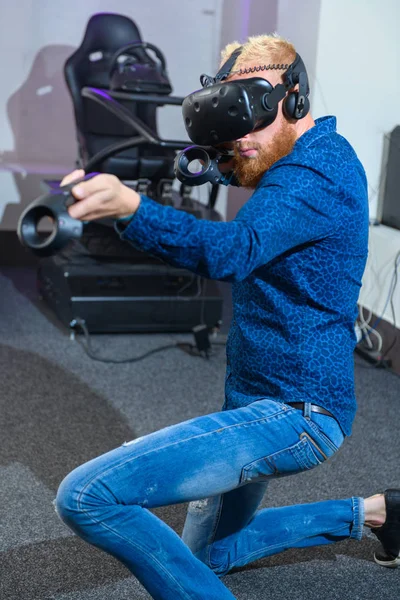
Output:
top-left (220, 33), bottom-right (296, 81)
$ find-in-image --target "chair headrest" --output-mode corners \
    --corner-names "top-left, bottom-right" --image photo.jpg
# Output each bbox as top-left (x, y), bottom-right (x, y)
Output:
top-left (80, 13), bottom-right (142, 53)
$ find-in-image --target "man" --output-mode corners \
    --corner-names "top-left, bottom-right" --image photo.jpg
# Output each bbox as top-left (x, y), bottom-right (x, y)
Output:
top-left (55, 34), bottom-right (399, 599)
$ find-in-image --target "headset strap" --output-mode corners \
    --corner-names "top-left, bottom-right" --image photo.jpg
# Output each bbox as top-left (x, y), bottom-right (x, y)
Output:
top-left (285, 54), bottom-right (309, 93)
top-left (215, 46), bottom-right (243, 81)
top-left (263, 53), bottom-right (309, 113)
top-left (200, 46), bottom-right (243, 87)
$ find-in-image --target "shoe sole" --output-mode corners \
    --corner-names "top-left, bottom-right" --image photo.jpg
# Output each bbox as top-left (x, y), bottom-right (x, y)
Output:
top-left (374, 552), bottom-right (400, 568)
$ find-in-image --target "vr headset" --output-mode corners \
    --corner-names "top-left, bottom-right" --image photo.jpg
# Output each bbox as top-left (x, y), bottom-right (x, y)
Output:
top-left (175, 47), bottom-right (310, 186)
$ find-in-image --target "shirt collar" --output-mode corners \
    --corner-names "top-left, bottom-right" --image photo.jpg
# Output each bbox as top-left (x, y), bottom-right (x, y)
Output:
top-left (256, 116), bottom-right (337, 189)
top-left (296, 115), bottom-right (337, 148)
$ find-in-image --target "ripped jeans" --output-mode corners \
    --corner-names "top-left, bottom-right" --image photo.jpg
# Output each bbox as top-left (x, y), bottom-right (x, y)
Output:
top-left (55, 399), bottom-right (364, 600)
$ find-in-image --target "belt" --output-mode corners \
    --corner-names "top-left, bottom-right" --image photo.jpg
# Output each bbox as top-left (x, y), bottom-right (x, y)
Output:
top-left (286, 402), bottom-right (335, 418)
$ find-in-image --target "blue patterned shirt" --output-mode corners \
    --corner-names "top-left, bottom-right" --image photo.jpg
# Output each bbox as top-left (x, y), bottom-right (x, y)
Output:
top-left (118, 116), bottom-right (369, 435)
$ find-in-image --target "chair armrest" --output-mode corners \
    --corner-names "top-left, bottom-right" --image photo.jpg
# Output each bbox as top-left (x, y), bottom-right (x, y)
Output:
top-left (81, 87), bottom-right (188, 149)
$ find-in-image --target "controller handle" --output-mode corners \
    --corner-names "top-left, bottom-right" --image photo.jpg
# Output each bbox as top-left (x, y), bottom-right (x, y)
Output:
top-left (174, 146), bottom-right (225, 186)
top-left (17, 173), bottom-right (98, 257)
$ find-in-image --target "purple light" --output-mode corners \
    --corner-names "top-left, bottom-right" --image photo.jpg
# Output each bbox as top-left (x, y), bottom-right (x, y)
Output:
top-left (241, 0), bottom-right (251, 41)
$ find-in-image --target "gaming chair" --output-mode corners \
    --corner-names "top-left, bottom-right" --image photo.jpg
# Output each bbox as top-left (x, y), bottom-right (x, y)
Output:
top-left (64, 12), bottom-right (177, 182)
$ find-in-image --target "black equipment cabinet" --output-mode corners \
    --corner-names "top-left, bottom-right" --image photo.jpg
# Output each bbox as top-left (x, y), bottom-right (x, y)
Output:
top-left (380, 125), bottom-right (400, 231)
top-left (37, 255), bottom-right (223, 333)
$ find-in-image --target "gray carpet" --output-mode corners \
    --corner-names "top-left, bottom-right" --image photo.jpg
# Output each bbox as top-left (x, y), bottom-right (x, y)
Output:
top-left (0, 267), bottom-right (399, 600)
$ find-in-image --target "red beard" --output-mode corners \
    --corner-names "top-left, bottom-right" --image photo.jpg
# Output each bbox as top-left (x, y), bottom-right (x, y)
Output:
top-left (233, 120), bottom-right (297, 189)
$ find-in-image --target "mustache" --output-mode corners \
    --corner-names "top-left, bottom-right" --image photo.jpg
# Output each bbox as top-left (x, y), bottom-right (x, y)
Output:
top-left (235, 143), bottom-right (262, 152)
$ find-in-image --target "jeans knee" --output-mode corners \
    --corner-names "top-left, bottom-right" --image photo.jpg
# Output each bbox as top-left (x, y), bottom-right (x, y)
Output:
top-left (54, 464), bottom-right (99, 531)
top-left (207, 546), bottom-right (231, 577)
top-left (54, 470), bottom-right (79, 525)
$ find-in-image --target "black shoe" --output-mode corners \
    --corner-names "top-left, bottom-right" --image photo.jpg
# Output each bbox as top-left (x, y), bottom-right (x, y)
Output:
top-left (372, 489), bottom-right (400, 568)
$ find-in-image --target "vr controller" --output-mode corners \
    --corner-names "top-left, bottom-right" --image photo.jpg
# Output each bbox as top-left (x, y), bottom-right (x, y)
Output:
top-left (16, 153), bottom-right (219, 258)
top-left (17, 173), bottom-right (97, 257)
top-left (174, 145), bottom-right (235, 187)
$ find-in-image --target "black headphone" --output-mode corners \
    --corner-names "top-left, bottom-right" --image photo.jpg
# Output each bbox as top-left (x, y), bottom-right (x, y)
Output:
top-left (276, 55), bottom-right (310, 120)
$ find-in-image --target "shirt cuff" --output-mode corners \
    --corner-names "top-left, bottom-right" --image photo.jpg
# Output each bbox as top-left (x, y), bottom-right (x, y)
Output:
top-left (220, 172), bottom-right (240, 187)
top-left (113, 195), bottom-right (178, 244)
top-left (114, 211), bottom-right (135, 233)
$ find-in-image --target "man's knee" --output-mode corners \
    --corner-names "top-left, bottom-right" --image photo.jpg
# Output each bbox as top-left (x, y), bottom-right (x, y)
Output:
top-left (189, 542), bottom-right (231, 577)
top-left (208, 545), bottom-right (231, 577)
top-left (54, 463), bottom-right (104, 530)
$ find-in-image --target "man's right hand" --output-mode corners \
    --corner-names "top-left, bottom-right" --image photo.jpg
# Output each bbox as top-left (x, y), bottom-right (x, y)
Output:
top-left (60, 169), bottom-right (141, 222)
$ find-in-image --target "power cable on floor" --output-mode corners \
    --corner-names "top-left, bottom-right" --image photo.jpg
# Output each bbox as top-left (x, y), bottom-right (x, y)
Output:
top-left (70, 318), bottom-right (226, 363)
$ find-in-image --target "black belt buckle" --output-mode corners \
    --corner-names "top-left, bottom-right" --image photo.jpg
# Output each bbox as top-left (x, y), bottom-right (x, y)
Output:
top-left (287, 402), bottom-right (334, 419)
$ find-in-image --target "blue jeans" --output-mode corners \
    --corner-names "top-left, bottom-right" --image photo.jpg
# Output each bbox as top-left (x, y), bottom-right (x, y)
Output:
top-left (56, 400), bottom-right (364, 600)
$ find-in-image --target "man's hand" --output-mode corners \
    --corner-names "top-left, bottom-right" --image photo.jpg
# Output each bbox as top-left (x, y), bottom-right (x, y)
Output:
top-left (60, 169), bottom-right (141, 221)
top-left (215, 143), bottom-right (236, 174)
top-left (217, 156), bottom-right (236, 174)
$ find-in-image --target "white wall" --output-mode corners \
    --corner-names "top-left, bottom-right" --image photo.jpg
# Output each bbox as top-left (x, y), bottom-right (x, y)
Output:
top-left (0, 0), bottom-right (224, 228)
top-left (277, 0), bottom-right (321, 103)
top-left (312, 0), bottom-right (400, 218)
top-left (311, 0), bottom-right (400, 327)
top-left (358, 225), bottom-right (400, 326)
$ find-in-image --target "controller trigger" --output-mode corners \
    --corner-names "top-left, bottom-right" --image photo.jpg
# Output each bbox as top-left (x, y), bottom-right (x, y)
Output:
top-left (64, 195), bottom-right (76, 208)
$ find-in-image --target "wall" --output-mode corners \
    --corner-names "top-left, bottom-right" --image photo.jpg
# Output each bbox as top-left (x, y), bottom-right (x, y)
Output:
top-left (358, 225), bottom-right (400, 326)
top-left (0, 0), bottom-right (224, 229)
top-left (312, 0), bottom-right (400, 218)
top-left (311, 0), bottom-right (400, 330)
top-left (276, 0), bottom-right (321, 101)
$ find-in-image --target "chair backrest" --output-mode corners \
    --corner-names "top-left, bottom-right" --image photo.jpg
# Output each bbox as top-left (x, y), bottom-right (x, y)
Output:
top-left (64, 13), bottom-right (175, 181)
